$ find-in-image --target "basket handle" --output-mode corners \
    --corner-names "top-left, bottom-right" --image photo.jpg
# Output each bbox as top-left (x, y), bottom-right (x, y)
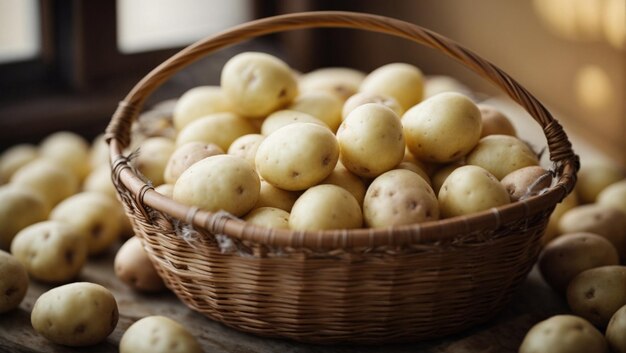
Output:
top-left (107, 11), bottom-right (579, 248)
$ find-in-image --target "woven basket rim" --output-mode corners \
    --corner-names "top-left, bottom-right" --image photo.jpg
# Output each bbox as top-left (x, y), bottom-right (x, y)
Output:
top-left (106, 11), bottom-right (579, 250)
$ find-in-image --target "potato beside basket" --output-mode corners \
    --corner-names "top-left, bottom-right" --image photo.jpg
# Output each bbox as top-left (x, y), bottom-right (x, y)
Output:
top-left (105, 11), bottom-right (579, 343)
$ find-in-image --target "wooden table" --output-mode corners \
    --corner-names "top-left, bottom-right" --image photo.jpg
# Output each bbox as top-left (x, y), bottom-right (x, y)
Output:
top-left (0, 244), bottom-right (568, 353)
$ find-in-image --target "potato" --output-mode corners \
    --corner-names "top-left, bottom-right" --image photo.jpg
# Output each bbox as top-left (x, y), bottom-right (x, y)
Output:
top-left (287, 91), bottom-right (343, 131)
top-left (477, 104), bottom-right (517, 137)
top-left (119, 316), bottom-right (202, 353)
top-left (227, 134), bottom-right (265, 167)
top-left (431, 162), bottom-right (463, 195)
top-left (423, 75), bottom-right (473, 99)
top-left (11, 221), bottom-right (87, 283)
top-left (173, 86), bottom-right (232, 130)
top-left (607, 304), bottom-right (626, 353)
top-left (31, 282), bottom-right (118, 346)
top-left (394, 161), bottom-right (431, 186)
top-left (539, 232), bottom-right (619, 293)
top-left (0, 185), bottom-right (47, 250)
top-left (576, 160), bottom-right (624, 203)
top-left (176, 112), bottom-right (257, 151)
top-left (11, 159), bottom-right (79, 210)
top-left (290, 184), bottom-right (362, 230)
top-left (173, 155), bottom-right (260, 216)
top-left (256, 123), bottom-right (339, 191)
top-left (163, 142), bottom-right (223, 184)
top-left (133, 109), bottom-right (176, 140)
top-left (543, 191), bottom-right (579, 245)
top-left (254, 179), bottom-right (300, 212)
top-left (221, 52), bottom-right (298, 118)
top-left (299, 67), bottom-right (365, 101)
top-left (597, 179), bottom-right (626, 215)
top-left (403, 92), bottom-right (482, 163)
top-left (567, 265), bottom-right (626, 327)
top-left (342, 92), bottom-right (404, 120)
top-left (260, 110), bottom-right (327, 136)
top-left (244, 207), bottom-right (290, 229)
top-left (40, 131), bottom-right (91, 181)
top-left (360, 62), bottom-right (424, 111)
top-left (501, 166), bottom-right (552, 201)
top-left (50, 192), bottom-right (123, 255)
top-left (438, 165), bottom-right (510, 218)
top-left (115, 237), bottom-right (165, 292)
top-left (558, 204), bottom-right (626, 260)
top-left (337, 104), bottom-right (405, 178)
top-left (320, 163), bottom-right (367, 205)
top-left (519, 315), bottom-right (606, 353)
top-left (83, 164), bottom-right (116, 199)
top-left (154, 183), bottom-right (174, 198)
top-left (89, 134), bottom-right (109, 169)
top-left (364, 169), bottom-right (439, 227)
top-left (0, 144), bottom-right (38, 184)
top-left (466, 135), bottom-right (539, 180)
top-left (0, 250), bottom-right (28, 313)
top-left (133, 137), bottom-right (176, 186)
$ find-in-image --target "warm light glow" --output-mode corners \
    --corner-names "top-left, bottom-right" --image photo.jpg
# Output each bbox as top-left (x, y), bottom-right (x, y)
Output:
top-left (0, 0), bottom-right (40, 63)
top-left (575, 65), bottom-right (614, 110)
top-left (604, 0), bottom-right (626, 49)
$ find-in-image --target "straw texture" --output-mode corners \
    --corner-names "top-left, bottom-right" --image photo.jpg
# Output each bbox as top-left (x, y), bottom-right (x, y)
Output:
top-left (106, 11), bottom-right (579, 343)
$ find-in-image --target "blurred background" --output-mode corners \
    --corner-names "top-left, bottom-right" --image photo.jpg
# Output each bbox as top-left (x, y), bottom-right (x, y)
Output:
top-left (0, 0), bottom-right (624, 165)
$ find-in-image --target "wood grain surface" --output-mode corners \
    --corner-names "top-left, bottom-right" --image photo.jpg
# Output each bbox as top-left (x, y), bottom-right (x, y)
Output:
top-left (0, 243), bottom-right (568, 353)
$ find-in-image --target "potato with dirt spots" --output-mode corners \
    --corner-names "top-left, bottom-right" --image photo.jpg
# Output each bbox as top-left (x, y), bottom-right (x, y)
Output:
top-left (438, 165), bottom-right (510, 218)
top-left (466, 135), bottom-right (539, 180)
top-left (260, 110), bottom-right (327, 136)
top-left (0, 185), bottom-right (47, 250)
top-left (519, 315), bottom-right (606, 353)
top-left (31, 282), bottom-right (118, 346)
top-left (175, 112), bottom-right (257, 151)
top-left (244, 207), bottom-right (290, 229)
top-left (403, 92), bottom-right (482, 163)
top-left (299, 67), bottom-right (365, 101)
top-left (173, 86), bottom-right (233, 130)
top-left (0, 250), bottom-right (28, 313)
top-left (337, 103), bottom-right (405, 178)
top-left (119, 315), bottom-right (202, 353)
top-left (255, 123), bottom-right (339, 191)
top-left (221, 52), bottom-right (298, 118)
top-left (289, 184), bottom-right (362, 231)
top-left (364, 169), bottom-right (439, 228)
top-left (173, 155), bottom-right (260, 217)
top-left (539, 232), bottom-right (619, 294)
top-left (11, 221), bottom-right (87, 283)
top-left (477, 104), bottom-right (516, 137)
top-left (114, 237), bottom-right (165, 292)
top-left (227, 134), bottom-right (265, 167)
top-left (558, 204), bottom-right (626, 260)
top-left (163, 142), bottom-right (224, 184)
top-left (342, 92), bottom-right (404, 120)
top-left (567, 266), bottom-right (626, 327)
top-left (360, 62), bottom-right (424, 111)
top-left (607, 304), bottom-right (626, 353)
top-left (500, 166), bottom-right (552, 201)
top-left (50, 192), bottom-right (123, 256)
top-left (287, 91), bottom-right (343, 132)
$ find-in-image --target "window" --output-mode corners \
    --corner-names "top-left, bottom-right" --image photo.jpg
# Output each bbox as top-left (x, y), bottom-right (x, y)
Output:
top-left (0, 0), bottom-right (40, 63)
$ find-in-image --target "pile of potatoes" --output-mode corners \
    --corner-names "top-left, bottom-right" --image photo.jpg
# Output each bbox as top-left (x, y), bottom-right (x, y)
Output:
top-left (520, 160), bottom-right (626, 353)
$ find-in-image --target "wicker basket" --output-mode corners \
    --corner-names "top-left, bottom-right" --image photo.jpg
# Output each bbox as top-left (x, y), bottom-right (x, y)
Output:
top-left (105, 11), bottom-right (579, 343)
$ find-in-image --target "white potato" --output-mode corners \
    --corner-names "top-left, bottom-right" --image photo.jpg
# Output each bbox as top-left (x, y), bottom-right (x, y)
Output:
top-left (221, 52), bottom-right (298, 118)
top-left (173, 155), bottom-right (260, 216)
top-left (173, 86), bottom-right (232, 130)
top-left (40, 131), bottom-right (91, 181)
top-left (360, 63), bottom-right (424, 111)
top-left (260, 110), bottom-right (327, 136)
top-left (254, 179), bottom-right (300, 212)
top-left (543, 191), bottom-right (579, 245)
top-left (438, 165), bottom-right (510, 218)
top-left (431, 163), bottom-right (463, 195)
top-left (287, 91), bottom-right (343, 131)
top-left (11, 221), bottom-right (87, 283)
top-left (133, 137), bottom-right (176, 186)
top-left (597, 179), bottom-right (626, 215)
top-left (364, 169), bottom-right (439, 227)
top-left (466, 135), bottom-right (539, 180)
top-left (519, 315), bottom-right (606, 353)
top-left (607, 305), bottom-right (626, 353)
top-left (337, 103), bottom-right (405, 178)
top-left (403, 92), bottom-right (482, 163)
top-left (120, 316), bottom-right (202, 353)
top-left (163, 142), bottom-right (224, 185)
top-left (0, 144), bottom-right (38, 184)
top-left (114, 237), bottom-right (165, 292)
top-left (176, 112), bottom-right (257, 151)
top-left (0, 185), bottom-right (47, 250)
top-left (576, 160), bottom-right (624, 203)
top-left (290, 184), bottom-right (362, 230)
top-left (255, 123), bottom-right (339, 191)
top-left (11, 159), bottom-right (79, 210)
top-left (50, 192), bottom-right (123, 255)
top-left (31, 282), bottom-right (118, 346)
top-left (424, 75), bottom-right (473, 99)
top-left (298, 67), bottom-right (366, 101)
top-left (227, 134), bottom-right (265, 167)
top-left (477, 104), bottom-right (516, 137)
top-left (0, 250), bottom-right (28, 313)
top-left (244, 207), bottom-right (290, 229)
top-left (342, 92), bottom-right (404, 120)
top-left (320, 162), bottom-right (367, 205)
top-left (567, 266), bottom-right (626, 327)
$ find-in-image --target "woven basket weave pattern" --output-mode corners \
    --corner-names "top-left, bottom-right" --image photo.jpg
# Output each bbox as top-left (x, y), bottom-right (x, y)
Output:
top-left (107, 11), bottom-right (578, 343)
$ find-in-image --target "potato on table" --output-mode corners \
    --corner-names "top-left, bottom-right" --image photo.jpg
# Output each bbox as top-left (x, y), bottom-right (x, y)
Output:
top-left (40, 131), bottom-right (91, 181)
top-left (290, 184), bottom-right (362, 231)
top-left (607, 304), bottom-right (626, 353)
top-left (11, 159), bottom-right (79, 210)
top-left (597, 179), bottom-right (626, 215)
top-left (31, 282), bottom-right (118, 347)
top-left (0, 185), bottom-right (47, 250)
top-left (576, 160), bottom-right (624, 204)
top-left (0, 250), bottom-right (28, 313)
top-left (519, 315), bottom-right (606, 353)
top-left (0, 144), bottom-right (38, 184)
top-left (115, 236), bottom-right (165, 292)
top-left (120, 315), bottom-right (202, 353)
